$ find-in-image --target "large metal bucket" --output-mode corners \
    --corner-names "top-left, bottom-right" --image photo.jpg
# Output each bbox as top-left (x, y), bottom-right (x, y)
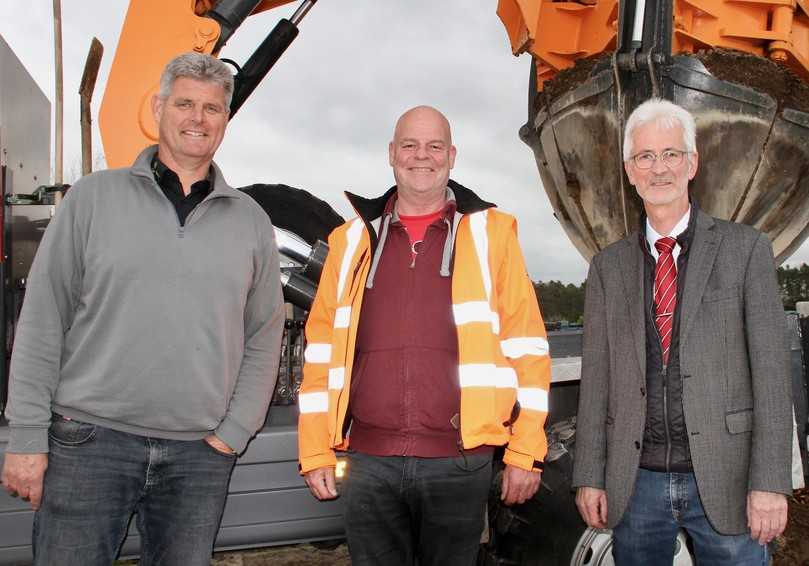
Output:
top-left (523, 50), bottom-right (809, 263)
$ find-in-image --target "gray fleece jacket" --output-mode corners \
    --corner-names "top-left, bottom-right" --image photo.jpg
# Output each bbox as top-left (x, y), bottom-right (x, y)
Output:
top-left (5, 146), bottom-right (285, 454)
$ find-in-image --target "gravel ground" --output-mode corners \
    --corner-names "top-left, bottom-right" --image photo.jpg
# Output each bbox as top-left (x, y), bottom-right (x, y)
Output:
top-left (113, 488), bottom-right (809, 565)
top-left (115, 543), bottom-right (350, 566)
top-left (209, 544), bottom-right (350, 566)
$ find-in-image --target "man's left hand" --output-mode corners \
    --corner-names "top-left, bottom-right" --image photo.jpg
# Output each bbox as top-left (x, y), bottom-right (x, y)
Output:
top-left (501, 464), bottom-right (541, 505)
top-left (204, 434), bottom-right (235, 456)
top-left (747, 490), bottom-right (788, 545)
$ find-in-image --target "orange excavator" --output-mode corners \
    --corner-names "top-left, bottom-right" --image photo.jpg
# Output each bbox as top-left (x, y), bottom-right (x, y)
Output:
top-left (100, 0), bottom-right (809, 266)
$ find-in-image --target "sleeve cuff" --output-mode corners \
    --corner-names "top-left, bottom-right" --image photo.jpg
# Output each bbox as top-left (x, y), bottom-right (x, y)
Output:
top-left (503, 447), bottom-right (543, 472)
top-left (299, 452), bottom-right (337, 475)
top-left (215, 418), bottom-right (252, 455)
top-left (6, 426), bottom-right (50, 454)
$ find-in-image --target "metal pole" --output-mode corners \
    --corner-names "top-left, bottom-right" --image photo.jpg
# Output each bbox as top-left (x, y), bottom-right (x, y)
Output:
top-left (79, 38), bottom-right (104, 176)
top-left (52, 0), bottom-right (64, 205)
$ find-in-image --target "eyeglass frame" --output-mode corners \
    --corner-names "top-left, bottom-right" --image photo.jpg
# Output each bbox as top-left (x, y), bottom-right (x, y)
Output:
top-left (628, 148), bottom-right (693, 170)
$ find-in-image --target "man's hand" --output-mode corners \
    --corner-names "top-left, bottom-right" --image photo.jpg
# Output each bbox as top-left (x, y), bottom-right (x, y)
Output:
top-left (576, 486), bottom-right (608, 529)
top-left (747, 490), bottom-right (788, 545)
top-left (501, 464), bottom-right (541, 506)
top-left (304, 466), bottom-right (338, 500)
top-left (1, 453), bottom-right (48, 510)
top-left (204, 434), bottom-right (235, 455)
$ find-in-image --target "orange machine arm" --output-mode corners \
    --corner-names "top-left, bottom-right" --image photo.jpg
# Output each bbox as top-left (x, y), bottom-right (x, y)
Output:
top-left (99, 0), bottom-right (297, 169)
top-left (497, 0), bottom-right (809, 92)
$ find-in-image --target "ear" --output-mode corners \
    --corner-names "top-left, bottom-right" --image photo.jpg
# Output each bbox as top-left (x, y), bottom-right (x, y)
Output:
top-left (687, 151), bottom-right (699, 180)
top-left (448, 145), bottom-right (457, 170)
top-left (388, 141), bottom-right (395, 166)
top-left (624, 160), bottom-right (635, 185)
top-left (151, 94), bottom-right (164, 124)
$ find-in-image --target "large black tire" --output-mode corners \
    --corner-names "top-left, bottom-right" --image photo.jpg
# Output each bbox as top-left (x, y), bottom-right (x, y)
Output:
top-left (480, 417), bottom-right (695, 566)
top-left (239, 183), bottom-right (345, 245)
top-left (480, 418), bottom-right (587, 566)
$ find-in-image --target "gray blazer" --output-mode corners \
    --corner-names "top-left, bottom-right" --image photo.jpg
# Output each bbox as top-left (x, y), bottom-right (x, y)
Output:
top-left (572, 209), bottom-right (793, 535)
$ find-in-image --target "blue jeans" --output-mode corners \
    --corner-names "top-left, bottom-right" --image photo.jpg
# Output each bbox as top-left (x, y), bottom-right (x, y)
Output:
top-left (612, 469), bottom-right (767, 566)
top-left (33, 415), bottom-right (236, 566)
top-left (342, 450), bottom-right (493, 566)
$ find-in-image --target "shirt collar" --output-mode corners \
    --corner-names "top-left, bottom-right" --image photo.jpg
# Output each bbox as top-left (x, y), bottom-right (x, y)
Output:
top-left (646, 206), bottom-right (691, 250)
top-left (151, 154), bottom-right (214, 191)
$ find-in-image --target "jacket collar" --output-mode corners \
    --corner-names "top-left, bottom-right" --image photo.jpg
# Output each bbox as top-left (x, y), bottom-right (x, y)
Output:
top-left (130, 145), bottom-right (242, 200)
top-left (353, 179), bottom-right (495, 289)
top-left (622, 198), bottom-right (718, 378)
top-left (344, 178), bottom-right (495, 224)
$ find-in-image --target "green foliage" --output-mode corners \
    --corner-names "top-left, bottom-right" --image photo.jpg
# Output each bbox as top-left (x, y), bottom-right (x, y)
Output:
top-left (777, 263), bottom-right (809, 309)
top-left (534, 280), bottom-right (586, 322)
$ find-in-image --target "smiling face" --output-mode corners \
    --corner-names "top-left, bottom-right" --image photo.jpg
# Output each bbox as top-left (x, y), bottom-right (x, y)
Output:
top-left (152, 76), bottom-right (229, 170)
top-left (389, 107), bottom-right (456, 208)
top-left (625, 121), bottom-right (698, 212)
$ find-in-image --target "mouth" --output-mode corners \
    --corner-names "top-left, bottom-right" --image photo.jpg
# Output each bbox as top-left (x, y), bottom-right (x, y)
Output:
top-left (181, 130), bottom-right (207, 138)
top-left (408, 167), bottom-right (434, 173)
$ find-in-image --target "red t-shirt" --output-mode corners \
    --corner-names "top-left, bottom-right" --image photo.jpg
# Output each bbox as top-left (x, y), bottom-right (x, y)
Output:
top-left (399, 210), bottom-right (443, 258)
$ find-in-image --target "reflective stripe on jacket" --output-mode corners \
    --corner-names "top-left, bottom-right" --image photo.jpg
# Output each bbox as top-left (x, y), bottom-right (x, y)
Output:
top-left (298, 182), bottom-right (550, 473)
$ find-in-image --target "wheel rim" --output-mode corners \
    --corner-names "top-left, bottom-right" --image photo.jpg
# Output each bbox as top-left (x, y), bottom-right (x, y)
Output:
top-left (570, 528), bottom-right (695, 566)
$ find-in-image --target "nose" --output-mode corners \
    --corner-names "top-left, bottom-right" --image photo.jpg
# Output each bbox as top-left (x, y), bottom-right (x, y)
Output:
top-left (650, 155), bottom-right (668, 174)
top-left (190, 104), bottom-right (205, 123)
top-left (414, 144), bottom-right (429, 159)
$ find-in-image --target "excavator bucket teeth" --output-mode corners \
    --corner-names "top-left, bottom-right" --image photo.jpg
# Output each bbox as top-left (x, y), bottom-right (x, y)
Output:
top-left (523, 50), bottom-right (809, 262)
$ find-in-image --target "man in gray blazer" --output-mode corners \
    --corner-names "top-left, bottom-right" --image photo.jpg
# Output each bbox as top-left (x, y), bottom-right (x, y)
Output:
top-left (573, 98), bottom-right (792, 565)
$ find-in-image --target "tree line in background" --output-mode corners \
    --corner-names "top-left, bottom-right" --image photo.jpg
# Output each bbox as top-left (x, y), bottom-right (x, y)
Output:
top-left (533, 263), bottom-right (809, 324)
top-left (778, 264), bottom-right (809, 309)
top-left (533, 280), bottom-right (585, 324)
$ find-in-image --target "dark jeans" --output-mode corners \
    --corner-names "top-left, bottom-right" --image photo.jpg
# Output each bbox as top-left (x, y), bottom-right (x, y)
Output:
top-left (612, 468), bottom-right (768, 566)
top-left (33, 415), bottom-right (236, 566)
top-left (342, 451), bottom-right (493, 566)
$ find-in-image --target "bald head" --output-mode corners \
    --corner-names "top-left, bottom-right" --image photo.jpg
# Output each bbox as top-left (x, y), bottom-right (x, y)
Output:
top-left (389, 105), bottom-right (456, 214)
top-left (393, 106), bottom-right (452, 145)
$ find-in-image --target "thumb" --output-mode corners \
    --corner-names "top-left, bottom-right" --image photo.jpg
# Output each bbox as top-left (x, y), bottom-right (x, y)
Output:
top-left (325, 469), bottom-right (338, 496)
top-left (598, 494), bottom-right (608, 524)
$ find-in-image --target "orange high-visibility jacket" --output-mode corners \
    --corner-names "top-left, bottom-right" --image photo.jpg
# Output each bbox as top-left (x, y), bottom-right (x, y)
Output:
top-left (298, 182), bottom-right (550, 473)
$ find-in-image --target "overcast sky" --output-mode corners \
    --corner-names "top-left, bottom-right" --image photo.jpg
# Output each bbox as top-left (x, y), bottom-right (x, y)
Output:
top-left (2, 1), bottom-right (808, 284)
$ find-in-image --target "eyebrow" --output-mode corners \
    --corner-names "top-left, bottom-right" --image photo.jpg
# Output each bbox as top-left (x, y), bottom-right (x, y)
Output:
top-left (399, 138), bottom-right (446, 145)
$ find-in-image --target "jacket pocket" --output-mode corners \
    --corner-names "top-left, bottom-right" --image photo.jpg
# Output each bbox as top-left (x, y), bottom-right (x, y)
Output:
top-left (703, 285), bottom-right (740, 303)
top-left (725, 409), bottom-right (753, 434)
top-left (349, 351), bottom-right (402, 429)
top-left (48, 415), bottom-right (97, 447)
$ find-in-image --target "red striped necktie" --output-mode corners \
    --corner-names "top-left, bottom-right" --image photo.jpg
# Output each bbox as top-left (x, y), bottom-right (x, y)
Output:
top-left (654, 236), bottom-right (678, 365)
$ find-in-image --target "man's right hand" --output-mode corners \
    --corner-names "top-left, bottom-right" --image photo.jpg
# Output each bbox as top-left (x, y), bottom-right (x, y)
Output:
top-left (576, 486), bottom-right (608, 529)
top-left (304, 466), bottom-right (338, 500)
top-left (1, 453), bottom-right (48, 510)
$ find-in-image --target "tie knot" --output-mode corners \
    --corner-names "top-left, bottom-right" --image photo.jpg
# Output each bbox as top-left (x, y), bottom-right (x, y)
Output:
top-left (655, 236), bottom-right (677, 254)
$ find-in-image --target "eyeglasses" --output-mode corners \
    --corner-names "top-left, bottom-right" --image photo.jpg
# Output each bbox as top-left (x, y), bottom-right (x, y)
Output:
top-left (630, 149), bottom-right (690, 170)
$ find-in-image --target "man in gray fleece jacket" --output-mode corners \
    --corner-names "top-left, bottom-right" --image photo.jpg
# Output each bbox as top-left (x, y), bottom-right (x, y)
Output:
top-left (0, 53), bottom-right (285, 566)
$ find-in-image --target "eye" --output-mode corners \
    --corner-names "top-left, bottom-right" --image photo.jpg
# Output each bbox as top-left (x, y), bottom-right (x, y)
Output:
top-left (401, 143), bottom-right (416, 150)
top-left (636, 152), bottom-right (655, 165)
top-left (174, 100), bottom-right (193, 110)
top-left (662, 150), bottom-right (680, 160)
top-left (429, 143), bottom-right (444, 151)
top-left (204, 104), bottom-right (224, 115)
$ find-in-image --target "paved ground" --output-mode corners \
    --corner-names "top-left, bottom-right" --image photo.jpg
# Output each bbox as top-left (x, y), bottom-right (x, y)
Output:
top-left (548, 329), bottom-right (582, 358)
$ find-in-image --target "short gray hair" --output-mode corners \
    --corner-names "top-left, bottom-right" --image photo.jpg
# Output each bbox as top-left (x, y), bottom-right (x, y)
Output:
top-left (623, 98), bottom-right (697, 160)
top-left (159, 52), bottom-right (234, 107)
